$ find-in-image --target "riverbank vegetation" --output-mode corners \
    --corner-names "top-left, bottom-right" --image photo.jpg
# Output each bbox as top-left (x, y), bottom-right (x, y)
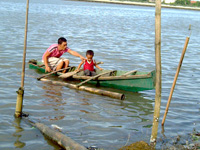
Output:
top-left (118, 0), bottom-right (200, 7)
top-left (173, 0), bottom-right (200, 7)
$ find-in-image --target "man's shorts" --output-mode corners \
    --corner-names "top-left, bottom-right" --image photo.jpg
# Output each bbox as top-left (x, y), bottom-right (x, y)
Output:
top-left (43, 57), bottom-right (68, 71)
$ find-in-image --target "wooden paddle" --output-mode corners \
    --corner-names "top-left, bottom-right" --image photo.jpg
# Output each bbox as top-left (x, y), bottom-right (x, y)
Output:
top-left (37, 66), bottom-right (74, 80)
top-left (38, 64), bottom-right (45, 67)
top-left (76, 70), bottom-right (116, 87)
top-left (59, 62), bottom-right (104, 79)
top-left (122, 70), bottom-right (137, 76)
top-left (59, 69), bottom-right (84, 79)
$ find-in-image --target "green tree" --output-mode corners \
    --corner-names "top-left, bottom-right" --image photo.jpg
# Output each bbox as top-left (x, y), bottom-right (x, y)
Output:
top-left (174, 0), bottom-right (190, 5)
top-left (192, 1), bottom-right (200, 6)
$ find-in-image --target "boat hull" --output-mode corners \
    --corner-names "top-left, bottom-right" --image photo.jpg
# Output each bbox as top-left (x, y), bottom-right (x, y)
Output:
top-left (87, 77), bottom-right (155, 92)
top-left (28, 60), bottom-right (155, 92)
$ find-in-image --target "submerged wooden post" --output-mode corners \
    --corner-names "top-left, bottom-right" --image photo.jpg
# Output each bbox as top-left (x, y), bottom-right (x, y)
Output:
top-left (15, 0), bottom-right (29, 117)
top-left (150, 0), bottom-right (161, 144)
top-left (162, 37), bottom-right (190, 126)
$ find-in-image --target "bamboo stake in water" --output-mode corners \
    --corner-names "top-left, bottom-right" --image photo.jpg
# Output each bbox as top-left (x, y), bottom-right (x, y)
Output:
top-left (150, 0), bottom-right (161, 144)
top-left (15, 0), bottom-right (29, 118)
top-left (162, 37), bottom-right (190, 126)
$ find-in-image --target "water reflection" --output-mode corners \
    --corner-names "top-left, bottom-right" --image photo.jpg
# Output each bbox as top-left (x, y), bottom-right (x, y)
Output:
top-left (42, 84), bottom-right (63, 102)
top-left (12, 118), bottom-right (26, 148)
top-left (42, 83), bottom-right (66, 108)
top-left (120, 91), bottom-right (154, 128)
top-left (100, 88), bottom-right (154, 120)
top-left (41, 83), bottom-right (66, 121)
top-left (122, 92), bottom-right (153, 110)
top-left (161, 125), bottom-right (167, 138)
top-left (80, 98), bottom-right (91, 106)
top-left (80, 110), bottom-right (90, 114)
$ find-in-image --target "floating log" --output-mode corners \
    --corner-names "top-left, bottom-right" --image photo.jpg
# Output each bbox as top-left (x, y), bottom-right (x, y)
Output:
top-left (26, 119), bottom-right (87, 150)
top-left (40, 78), bottom-right (125, 100)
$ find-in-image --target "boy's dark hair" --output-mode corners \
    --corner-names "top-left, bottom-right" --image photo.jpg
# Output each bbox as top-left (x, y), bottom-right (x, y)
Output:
top-left (58, 37), bottom-right (67, 44)
top-left (86, 50), bottom-right (94, 56)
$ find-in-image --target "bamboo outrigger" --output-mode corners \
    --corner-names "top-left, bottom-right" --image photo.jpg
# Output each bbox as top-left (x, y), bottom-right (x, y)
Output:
top-left (29, 59), bottom-right (156, 92)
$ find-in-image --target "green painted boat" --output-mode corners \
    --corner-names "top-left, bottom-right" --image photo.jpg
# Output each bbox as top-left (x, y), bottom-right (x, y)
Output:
top-left (28, 59), bottom-right (155, 92)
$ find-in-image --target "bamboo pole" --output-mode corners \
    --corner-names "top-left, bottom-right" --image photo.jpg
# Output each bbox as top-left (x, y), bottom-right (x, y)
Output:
top-left (40, 78), bottom-right (125, 100)
top-left (15, 0), bottom-right (29, 118)
top-left (162, 37), bottom-right (190, 126)
top-left (150, 0), bottom-right (161, 144)
top-left (25, 119), bottom-right (87, 150)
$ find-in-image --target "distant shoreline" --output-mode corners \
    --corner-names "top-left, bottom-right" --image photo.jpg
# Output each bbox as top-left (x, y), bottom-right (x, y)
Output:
top-left (69, 0), bottom-right (200, 11)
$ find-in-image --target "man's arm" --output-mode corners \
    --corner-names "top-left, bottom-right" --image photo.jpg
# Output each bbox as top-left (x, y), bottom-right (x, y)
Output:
top-left (68, 49), bottom-right (85, 61)
top-left (43, 51), bottom-right (51, 72)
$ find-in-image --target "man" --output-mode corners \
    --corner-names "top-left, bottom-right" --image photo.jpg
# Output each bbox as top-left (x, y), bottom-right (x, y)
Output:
top-left (42, 37), bottom-right (85, 73)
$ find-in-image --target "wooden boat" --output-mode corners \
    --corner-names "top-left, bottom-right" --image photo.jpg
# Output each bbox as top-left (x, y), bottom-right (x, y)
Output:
top-left (28, 59), bottom-right (155, 92)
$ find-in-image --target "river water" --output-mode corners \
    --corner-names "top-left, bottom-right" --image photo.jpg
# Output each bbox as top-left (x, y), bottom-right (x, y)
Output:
top-left (0, 0), bottom-right (200, 149)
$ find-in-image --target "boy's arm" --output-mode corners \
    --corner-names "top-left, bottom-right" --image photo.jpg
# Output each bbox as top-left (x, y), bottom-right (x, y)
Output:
top-left (95, 64), bottom-right (103, 71)
top-left (76, 61), bottom-right (84, 71)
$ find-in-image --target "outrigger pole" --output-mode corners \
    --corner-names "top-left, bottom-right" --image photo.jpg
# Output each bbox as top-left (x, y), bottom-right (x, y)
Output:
top-left (15, 0), bottom-right (29, 117)
top-left (150, 0), bottom-right (162, 144)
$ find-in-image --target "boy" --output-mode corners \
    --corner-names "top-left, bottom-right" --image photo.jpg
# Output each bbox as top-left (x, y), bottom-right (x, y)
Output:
top-left (42, 37), bottom-right (85, 73)
top-left (76, 50), bottom-right (103, 76)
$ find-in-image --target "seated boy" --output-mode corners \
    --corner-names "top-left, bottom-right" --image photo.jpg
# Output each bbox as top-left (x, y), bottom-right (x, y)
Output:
top-left (76, 50), bottom-right (103, 76)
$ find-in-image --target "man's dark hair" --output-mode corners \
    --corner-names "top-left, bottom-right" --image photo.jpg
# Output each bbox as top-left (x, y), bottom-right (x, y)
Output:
top-left (86, 50), bottom-right (94, 56)
top-left (58, 37), bottom-right (67, 44)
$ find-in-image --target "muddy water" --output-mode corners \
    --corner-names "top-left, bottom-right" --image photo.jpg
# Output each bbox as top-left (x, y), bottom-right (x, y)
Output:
top-left (0, 0), bottom-right (200, 149)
